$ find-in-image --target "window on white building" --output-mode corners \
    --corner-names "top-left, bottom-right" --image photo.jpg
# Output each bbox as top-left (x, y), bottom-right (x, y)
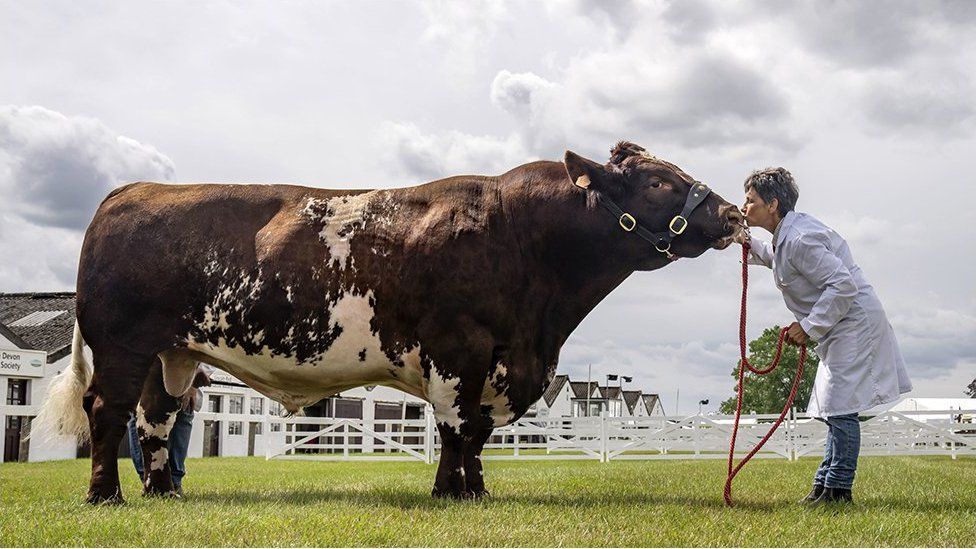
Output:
top-left (250, 397), bottom-right (264, 415)
top-left (207, 395), bottom-right (222, 413)
top-left (6, 379), bottom-right (29, 405)
top-left (270, 423), bottom-right (282, 432)
top-left (228, 421), bottom-right (242, 435)
top-left (229, 396), bottom-right (243, 414)
top-left (269, 401), bottom-right (283, 416)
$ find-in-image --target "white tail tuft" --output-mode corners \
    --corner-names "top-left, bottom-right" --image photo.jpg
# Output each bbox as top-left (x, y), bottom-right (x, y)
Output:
top-left (30, 322), bottom-right (93, 444)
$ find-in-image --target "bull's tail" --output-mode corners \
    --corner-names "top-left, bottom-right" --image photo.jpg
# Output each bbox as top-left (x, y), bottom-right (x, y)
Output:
top-left (30, 322), bottom-right (92, 443)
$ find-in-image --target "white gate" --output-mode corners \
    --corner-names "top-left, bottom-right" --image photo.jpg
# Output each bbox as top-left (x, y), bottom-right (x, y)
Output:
top-left (263, 409), bottom-right (976, 462)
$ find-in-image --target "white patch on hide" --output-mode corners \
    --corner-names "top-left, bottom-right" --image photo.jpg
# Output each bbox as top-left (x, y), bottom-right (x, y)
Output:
top-left (136, 406), bottom-right (179, 439)
top-left (481, 361), bottom-right (516, 427)
top-left (427, 369), bottom-right (464, 432)
top-left (302, 194), bottom-right (373, 270)
top-left (149, 448), bottom-right (169, 471)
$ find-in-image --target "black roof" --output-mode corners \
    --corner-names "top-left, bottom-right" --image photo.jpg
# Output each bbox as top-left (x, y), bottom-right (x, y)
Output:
top-left (569, 381), bottom-right (601, 399)
top-left (622, 390), bottom-right (642, 413)
top-left (642, 394), bottom-right (663, 415)
top-left (542, 374), bottom-right (569, 406)
top-left (598, 386), bottom-right (622, 399)
top-left (0, 292), bottom-right (76, 363)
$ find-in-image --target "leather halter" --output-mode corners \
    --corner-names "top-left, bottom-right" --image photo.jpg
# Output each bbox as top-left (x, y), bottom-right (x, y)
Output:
top-left (596, 181), bottom-right (712, 259)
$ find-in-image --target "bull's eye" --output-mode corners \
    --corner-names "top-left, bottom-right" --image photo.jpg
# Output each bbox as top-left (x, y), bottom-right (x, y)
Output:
top-left (649, 177), bottom-right (661, 188)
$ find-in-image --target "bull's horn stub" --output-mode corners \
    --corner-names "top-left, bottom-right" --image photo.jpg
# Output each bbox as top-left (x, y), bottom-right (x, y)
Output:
top-left (575, 175), bottom-right (591, 189)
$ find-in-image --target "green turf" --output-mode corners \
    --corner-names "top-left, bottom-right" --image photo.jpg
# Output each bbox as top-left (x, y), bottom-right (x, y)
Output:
top-left (1, 455), bottom-right (973, 546)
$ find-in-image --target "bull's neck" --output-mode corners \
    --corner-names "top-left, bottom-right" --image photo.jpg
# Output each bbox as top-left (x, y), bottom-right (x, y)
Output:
top-left (497, 163), bottom-right (642, 348)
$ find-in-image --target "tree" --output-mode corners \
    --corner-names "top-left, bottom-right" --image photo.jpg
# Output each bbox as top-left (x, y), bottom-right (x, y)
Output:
top-left (720, 326), bottom-right (820, 414)
top-left (966, 378), bottom-right (976, 398)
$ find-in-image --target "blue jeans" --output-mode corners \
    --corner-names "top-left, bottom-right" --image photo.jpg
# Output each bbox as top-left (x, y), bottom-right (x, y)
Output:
top-left (127, 409), bottom-right (195, 489)
top-left (813, 413), bottom-right (861, 490)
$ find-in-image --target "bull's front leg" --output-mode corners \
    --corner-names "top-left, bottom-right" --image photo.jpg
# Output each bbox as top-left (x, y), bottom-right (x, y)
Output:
top-left (462, 428), bottom-right (494, 498)
top-left (136, 360), bottom-right (183, 497)
top-left (432, 425), bottom-right (469, 499)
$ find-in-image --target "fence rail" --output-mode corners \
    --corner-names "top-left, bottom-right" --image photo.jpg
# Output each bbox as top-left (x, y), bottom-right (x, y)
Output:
top-left (242, 408), bottom-right (976, 464)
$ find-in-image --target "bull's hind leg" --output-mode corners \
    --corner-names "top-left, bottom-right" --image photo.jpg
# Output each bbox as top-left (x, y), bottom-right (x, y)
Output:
top-left (136, 358), bottom-right (183, 497)
top-left (82, 347), bottom-right (153, 504)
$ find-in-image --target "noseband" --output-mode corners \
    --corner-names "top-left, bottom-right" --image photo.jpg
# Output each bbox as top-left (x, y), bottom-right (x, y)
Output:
top-left (595, 181), bottom-right (712, 259)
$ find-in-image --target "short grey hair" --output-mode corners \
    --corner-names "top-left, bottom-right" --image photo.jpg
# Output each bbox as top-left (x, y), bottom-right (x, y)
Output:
top-left (744, 167), bottom-right (798, 217)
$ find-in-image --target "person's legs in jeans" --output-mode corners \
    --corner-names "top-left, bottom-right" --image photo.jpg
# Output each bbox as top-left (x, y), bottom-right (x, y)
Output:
top-left (813, 418), bottom-right (834, 488)
top-left (824, 413), bottom-right (860, 490)
top-left (167, 408), bottom-right (194, 491)
top-left (126, 413), bottom-right (145, 481)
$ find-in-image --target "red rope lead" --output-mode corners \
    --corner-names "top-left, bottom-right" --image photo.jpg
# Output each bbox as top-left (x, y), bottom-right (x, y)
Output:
top-left (724, 243), bottom-right (807, 507)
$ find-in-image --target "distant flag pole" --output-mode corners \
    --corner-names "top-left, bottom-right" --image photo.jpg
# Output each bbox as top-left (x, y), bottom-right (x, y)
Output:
top-left (586, 364), bottom-right (592, 417)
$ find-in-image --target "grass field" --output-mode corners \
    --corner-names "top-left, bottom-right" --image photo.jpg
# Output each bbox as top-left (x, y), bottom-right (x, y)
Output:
top-left (1, 455), bottom-right (974, 546)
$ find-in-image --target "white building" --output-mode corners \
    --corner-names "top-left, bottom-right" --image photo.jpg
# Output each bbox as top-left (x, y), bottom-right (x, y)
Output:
top-left (534, 374), bottom-right (666, 418)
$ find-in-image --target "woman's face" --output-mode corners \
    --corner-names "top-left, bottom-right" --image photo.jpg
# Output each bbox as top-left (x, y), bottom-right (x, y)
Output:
top-left (742, 187), bottom-right (777, 229)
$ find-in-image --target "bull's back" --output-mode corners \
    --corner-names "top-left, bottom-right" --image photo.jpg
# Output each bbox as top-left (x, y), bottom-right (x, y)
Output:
top-left (77, 183), bottom-right (339, 353)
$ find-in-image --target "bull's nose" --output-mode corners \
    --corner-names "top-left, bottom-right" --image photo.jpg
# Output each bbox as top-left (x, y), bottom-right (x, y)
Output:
top-left (719, 204), bottom-right (749, 244)
top-left (720, 204), bottom-right (745, 227)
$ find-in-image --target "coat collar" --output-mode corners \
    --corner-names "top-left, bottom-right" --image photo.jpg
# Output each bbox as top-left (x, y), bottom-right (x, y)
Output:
top-left (774, 210), bottom-right (799, 250)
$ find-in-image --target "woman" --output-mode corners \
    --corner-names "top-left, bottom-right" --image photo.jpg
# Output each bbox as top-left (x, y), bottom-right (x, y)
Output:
top-left (741, 167), bottom-right (912, 506)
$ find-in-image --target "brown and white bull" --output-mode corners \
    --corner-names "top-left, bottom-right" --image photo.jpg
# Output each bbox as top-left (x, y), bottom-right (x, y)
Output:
top-left (36, 142), bottom-right (746, 503)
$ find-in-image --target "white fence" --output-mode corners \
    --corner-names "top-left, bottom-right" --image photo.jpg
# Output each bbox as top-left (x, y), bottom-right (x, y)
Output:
top-left (256, 408), bottom-right (976, 464)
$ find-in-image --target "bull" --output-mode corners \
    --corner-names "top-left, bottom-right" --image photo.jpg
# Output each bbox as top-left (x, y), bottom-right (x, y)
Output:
top-left (35, 141), bottom-right (746, 503)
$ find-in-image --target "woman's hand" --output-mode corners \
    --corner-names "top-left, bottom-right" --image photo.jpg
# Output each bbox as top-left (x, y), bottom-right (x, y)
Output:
top-left (785, 322), bottom-right (808, 346)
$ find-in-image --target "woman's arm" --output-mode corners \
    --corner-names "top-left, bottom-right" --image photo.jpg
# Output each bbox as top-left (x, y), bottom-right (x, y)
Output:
top-left (792, 233), bottom-right (858, 341)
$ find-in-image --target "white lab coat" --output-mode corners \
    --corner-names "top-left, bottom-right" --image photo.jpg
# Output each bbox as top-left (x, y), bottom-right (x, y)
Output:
top-left (747, 211), bottom-right (912, 418)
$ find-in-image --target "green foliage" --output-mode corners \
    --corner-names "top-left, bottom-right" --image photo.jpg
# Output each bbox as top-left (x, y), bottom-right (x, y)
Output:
top-left (720, 325), bottom-right (820, 414)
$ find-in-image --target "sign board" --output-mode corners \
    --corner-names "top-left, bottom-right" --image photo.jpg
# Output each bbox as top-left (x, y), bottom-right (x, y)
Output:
top-left (210, 370), bottom-right (245, 386)
top-left (0, 347), bottom-right (47, 378)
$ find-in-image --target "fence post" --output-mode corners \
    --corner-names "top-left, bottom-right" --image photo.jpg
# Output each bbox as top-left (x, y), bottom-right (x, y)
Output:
top-left (948, 418), bottom-right (957, 460)
top-left (786, 407), bottom-right (797, 461)
top-left (600, 411), bottom-right (608, 462)
top-left (887, 412), bottom-right (895, 455)
top-left (514, 429), bottom-right (520, 457)
top-left (424, 404), bottom-right (435, 464)
top-left (264, 414), bottom-right (272, 460)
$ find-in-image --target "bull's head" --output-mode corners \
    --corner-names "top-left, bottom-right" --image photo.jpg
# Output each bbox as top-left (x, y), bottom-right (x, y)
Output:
top-left (565, 141), bottom-right (747, 269)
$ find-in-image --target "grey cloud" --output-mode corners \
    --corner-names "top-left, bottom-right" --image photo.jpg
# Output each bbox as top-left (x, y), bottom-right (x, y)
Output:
top-left (0, 105), bottom-right (174, 231)
top-left (560, 0), bottom-right (642, 42)
top-left (860, 74), bottom-right (976, 137)
top-left (891, 309), bottom-right (976, 379)
top-left (489, 50), bottom-right (800, 156)
top-left (376, 121), bottom-right (532, 183)
top-left (661, 0), bottom-right (717, 42)
top-left (786, 1), bottom-right (927, 69)
top-left (608, 54), bottom-right (798, 149)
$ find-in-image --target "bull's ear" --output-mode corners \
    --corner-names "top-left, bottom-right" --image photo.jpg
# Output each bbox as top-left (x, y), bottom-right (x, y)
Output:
top-left (564, 150), bottom-right (607, 190)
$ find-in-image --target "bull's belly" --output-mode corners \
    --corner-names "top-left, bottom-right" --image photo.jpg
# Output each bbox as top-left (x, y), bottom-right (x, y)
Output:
top-left (186, 291), bottom-right (428, 413)
top-left (187, 290), bottom-right (522, 428)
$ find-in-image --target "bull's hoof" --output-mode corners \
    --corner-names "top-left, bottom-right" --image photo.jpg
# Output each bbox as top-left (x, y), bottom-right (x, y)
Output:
top-left (85, 488), bottom-right (125, 505)
top-left (471, 489), bottom-right (491, 499)
top-left (431, 487), bottom-right (473, 500)
top-left (143, 488), bottom-right (181, 499)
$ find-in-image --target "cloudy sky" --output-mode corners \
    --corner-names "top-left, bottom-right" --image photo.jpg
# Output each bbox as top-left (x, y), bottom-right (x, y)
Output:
top-left (2, 1), bottom-right (974, 413)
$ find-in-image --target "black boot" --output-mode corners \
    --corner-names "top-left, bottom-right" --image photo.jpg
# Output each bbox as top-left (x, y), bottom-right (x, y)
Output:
top-left (798, 484), bottom-right (825, 505)
top-left (810, 486), bottom-right (853, 506)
